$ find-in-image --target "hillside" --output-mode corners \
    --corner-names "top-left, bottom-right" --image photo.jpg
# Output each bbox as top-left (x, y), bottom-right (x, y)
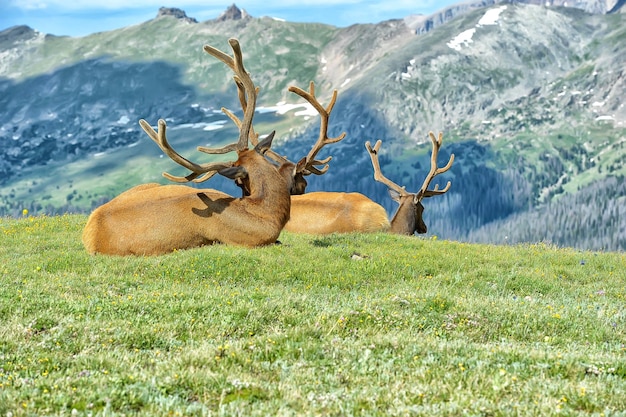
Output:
top-left (1, 214), bottom-right (625, 414)
top-left (0, 2), bottom-right (625, 250)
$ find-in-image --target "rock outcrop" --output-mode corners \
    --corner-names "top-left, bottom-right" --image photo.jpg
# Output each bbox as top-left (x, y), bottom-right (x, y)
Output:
top-left (156, 7), bottom-right (198, 23)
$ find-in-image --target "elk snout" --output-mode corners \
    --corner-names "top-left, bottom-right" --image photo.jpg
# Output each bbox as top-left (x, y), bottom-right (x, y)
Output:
top-left (416, 220), bottom-right (427, 234)
top-left (415, 202), bottom-right (427, 234)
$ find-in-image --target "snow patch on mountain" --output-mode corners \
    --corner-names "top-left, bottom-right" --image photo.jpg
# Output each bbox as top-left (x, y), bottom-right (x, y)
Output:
top-left (447, 6), bottom-right (507, 51)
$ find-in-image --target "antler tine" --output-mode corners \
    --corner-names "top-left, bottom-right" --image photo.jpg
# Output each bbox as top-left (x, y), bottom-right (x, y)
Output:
top-left (197, 87), bottom-right (259, 155)
top-left (201, 38), bottom-right (257, 154)
top-left (139, 119), bottom-right (229, 183)
top-left (365, 139), bottom-right (410, 196)
top-left (416, 131), bottom-right (455, 201)
top-left (288, 81), bottom-right (347, 175)
top-left (229, 76), bottom-right (261, 145)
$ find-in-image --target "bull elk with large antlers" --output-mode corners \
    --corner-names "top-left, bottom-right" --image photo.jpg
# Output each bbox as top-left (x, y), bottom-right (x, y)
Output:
top-left (284, 131), bottom-right (454, 235)
top-left (82, 39), bottom-right (303, 256)
top-left (365, 132), bottom-right (454, 235)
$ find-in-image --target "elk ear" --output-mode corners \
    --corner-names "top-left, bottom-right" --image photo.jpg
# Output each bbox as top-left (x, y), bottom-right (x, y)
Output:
top-left (218, 166), bottom-right (248, 180)
top-left (388, 188), bottom-right (402, 203)
top-left (256, 131), bottom-right (276, 154)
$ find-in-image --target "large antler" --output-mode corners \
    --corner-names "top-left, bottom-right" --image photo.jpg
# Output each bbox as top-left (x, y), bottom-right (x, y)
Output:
top-left (288, 81), bottom-right (346, 175)
top-left (365, 131), bottom-right (454, 202)
top-left (199, 39), bottom-right (257, 155)
top-left (213, 53), bottom-right (292, 167)
top-left (365, 139), bottom-right (411, 197)
top-left (139, 38), bottom-right (256, 183)
top-left (416, 132), bottom-right (454, 202)
top-left (139, 119), bottom-right (231, 183)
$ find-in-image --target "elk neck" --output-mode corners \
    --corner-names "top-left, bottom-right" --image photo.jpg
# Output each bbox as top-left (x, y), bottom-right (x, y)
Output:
top-left (238, 150), bottom-right (292, 222)
top-left (389, 195), bottom-right (426, 235)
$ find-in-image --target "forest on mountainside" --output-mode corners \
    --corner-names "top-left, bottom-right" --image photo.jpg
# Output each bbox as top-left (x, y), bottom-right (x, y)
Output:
top-left (465, 175), bottom-right (626, 251)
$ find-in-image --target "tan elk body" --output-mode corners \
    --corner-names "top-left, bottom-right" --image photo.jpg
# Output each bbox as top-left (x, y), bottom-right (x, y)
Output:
top-left (284, 191), bottom-right (390, 234)
top-left (82, 134), bottom-right (295, 255)
top-left (83, 39), bottom-right (300, 256)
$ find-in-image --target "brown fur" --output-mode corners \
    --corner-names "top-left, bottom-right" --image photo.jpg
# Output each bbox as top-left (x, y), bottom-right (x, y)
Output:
top-left (388, 191), bottom-right (428, 235)
top-left (83, 146), bottom-right (294, 256)
top-left (284, 192), bottom-right (390, 234)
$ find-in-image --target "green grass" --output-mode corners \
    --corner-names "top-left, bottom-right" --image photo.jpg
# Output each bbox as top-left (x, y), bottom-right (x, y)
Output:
top-left (1, 214), bottom-right (625, 416)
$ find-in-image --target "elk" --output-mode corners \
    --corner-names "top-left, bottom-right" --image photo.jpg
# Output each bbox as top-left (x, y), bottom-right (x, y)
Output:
top-left (284, 131), bottom-right (454, 235)
top-left (365, 132), bottom-right (454, 235)
top-left (82, 38), bottom-right (303, 256)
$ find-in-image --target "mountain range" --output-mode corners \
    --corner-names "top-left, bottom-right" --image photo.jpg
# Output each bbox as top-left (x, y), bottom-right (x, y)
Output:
top-left (1, 0), bottom-right (625, 251)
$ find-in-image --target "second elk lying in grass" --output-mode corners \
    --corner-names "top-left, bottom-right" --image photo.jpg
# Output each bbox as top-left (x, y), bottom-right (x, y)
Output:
top-left (276, 82), bottom-right (390, 234)
top-left (82, 39), bottom-right (302, 256)
top-left (285, 191), bottom-right (391, 234)
top-left (284, 131), bottom-right (454, 235)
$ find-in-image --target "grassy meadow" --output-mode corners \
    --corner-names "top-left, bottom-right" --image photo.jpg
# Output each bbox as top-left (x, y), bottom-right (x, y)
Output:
top-left (0, 214), bottom-right (625, 416)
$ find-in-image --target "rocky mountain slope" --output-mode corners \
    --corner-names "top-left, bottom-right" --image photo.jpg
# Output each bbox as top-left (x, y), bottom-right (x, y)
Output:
top-left (1, 2), bottom-right (624, 250)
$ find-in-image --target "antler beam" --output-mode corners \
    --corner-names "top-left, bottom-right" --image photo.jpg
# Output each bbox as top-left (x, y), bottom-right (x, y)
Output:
top-left (365, 139), bottom-right (410, 197)
top-left (139, 119), bottom-right (228, 183)
top-left (200, 38), bottom-right (257, 154)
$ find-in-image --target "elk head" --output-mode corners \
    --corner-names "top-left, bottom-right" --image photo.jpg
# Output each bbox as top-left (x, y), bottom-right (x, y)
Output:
top-left (365, 132), bottom-right (454, 235)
